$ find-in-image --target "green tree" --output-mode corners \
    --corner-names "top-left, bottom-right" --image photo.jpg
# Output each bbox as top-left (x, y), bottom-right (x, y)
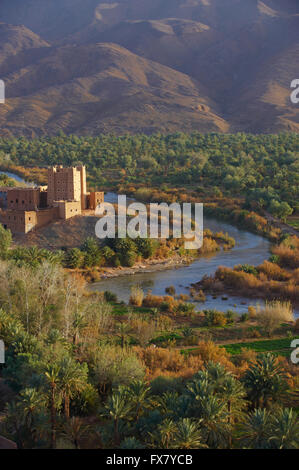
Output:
top-left (124, 380), bottom-right (151, 420)
top-left (44, 364), bottom-right (61, 449)
top-left (0, 223), bottom-right (12, 257)
top-left (269, 408), bottom-right (299, 449)
top-left (58, 356), bottom-right (89, 419)
top-left (102, 389), bottom-right (132, 445)
top-left (239, 409), bottom-right (271, 449)
top-left (243, 353), bottom-right (289, 408)
top-left (173, 419), bottom-right (207, 449)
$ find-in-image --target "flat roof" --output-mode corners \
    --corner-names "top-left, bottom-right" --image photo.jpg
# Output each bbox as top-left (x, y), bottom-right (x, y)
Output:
top-left (0, 186), bottom-right (41, 191)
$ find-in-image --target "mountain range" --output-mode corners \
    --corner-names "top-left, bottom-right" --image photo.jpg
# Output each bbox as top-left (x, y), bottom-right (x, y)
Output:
top-left (0, 0), bottom-right (298, 136)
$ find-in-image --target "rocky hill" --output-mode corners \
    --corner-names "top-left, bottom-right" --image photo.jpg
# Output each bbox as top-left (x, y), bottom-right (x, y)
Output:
top-left (0, 0), bottom-right (298, 136)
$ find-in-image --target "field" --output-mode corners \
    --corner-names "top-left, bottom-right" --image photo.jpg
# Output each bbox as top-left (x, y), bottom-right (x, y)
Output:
top-left (223, 337), bottom-right (299, 357)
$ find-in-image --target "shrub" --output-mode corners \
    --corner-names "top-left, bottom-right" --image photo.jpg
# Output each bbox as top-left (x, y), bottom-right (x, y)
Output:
top-left (104, 291), bottom-right (118, 302)
top-left (135, 238), bottom-right (157, 259)
top-left (175, 303), bottom-right (195, 317)
top-left (130, 317), bottom-right (157, 347)
top-left (238, 264), bottom-right (258, 276)
top-left (121, 250), bottom-right (137, 267)
top-left (204, 309), bottom-right (227, 327)
top-left (225, 310), bottom-right (236, 324)
top-left (190, 288), bottom-right (206, 302)
top-left (143, 294), bottom-right (166, 308)
top-left (294, 318), bottom-right (299, 333)
top-left (195, 340), bottom-right (236, 372)
top-left (65, 248), bottom-right (84, 268)
top-left (256, 301), bottom-right (294, 337)
top-left (91, 345), bottom-right (145, 393)
top-left (248, 306), bottom-right (257, 319)
top-left (135, 346), bottom-right (204, 380)
top-left (129, 286), bottom-right (144, 307)
top-left (165, 285), bottom-right (176, 296)
top-left (0, 224), bottom-right (12, 257)
top-left (240, 313), bottom-right (249, 323)
top-left (269, 254), bottom-right (280, 265)
top-left (257, 261), bottom-right (289, 281)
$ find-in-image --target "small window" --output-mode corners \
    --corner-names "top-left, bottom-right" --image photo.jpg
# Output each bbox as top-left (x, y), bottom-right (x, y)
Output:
top-left (16, 199), bottom-right (18, 203)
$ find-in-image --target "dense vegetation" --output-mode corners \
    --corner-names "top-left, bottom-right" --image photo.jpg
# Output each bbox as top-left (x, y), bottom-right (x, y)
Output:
top-left (0, 250), bottom-right (298, 449)
top-left (198, 235), bottom-right (299, 306)
top-left (0, 223), bottom-right (234, 277)
top-left (0, 132), bottom-right (298, 449)
top-left (0, 133), bottom-right (298, 218)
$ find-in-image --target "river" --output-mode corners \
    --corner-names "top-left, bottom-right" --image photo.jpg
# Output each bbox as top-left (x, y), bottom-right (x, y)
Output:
top-left (3, 174), bottom-right (297, 316)
top-left (90, 193), bottom-right (277, 315)
top-left (0, 170), bottom-right (34, 185)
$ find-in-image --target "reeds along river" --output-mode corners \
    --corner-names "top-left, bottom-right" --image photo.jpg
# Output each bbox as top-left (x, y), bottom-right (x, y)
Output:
top-left (92, 194), bottom-right (299, 317)
top-left (1, 176), bottom-right (298, 317)
top-left (91, 199), bottom-right (274, 315)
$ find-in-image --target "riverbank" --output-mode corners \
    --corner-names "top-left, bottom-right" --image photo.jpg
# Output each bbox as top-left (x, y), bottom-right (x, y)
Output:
top-left (192, 234), bottom-right (299, 313)
top-left (72, 254), bottom-right (194, 282)
top-left (0, 165), bottom-right (46, 185)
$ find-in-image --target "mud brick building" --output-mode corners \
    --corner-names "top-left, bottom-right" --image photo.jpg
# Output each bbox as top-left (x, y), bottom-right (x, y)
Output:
top-left (0, 166), bottom-right (104, 234)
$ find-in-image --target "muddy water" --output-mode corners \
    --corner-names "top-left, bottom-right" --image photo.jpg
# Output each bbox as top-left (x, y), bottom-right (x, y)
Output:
top-left (3, 179), bottom-right (297, 316)
top-left (91, 194), bottom-right (283, 315)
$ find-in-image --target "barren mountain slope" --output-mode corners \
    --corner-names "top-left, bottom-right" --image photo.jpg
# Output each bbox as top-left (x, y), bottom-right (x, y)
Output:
top-left (0, 0), bottom-right (298, 135)
top-left (0, 43), bottom-right (228, 136)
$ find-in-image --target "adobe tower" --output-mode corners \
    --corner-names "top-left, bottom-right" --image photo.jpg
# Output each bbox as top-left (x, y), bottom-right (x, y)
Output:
top-left (47, 165), bottom-right (87, 210)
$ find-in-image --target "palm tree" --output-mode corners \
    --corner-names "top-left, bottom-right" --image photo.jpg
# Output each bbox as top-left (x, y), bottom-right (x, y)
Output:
top-left (187, 373), bottom-right (231, 447)
top-left (4, 402), bottom-right (26, 449)
top-left (61, 417), bottom-right (90, 449)
top-left (119, 437), bottom-right (144, 449)
top-left (155, 391), bottom-right (181, 418)
top-left (187, 375), bottom-right (213, 404)
top-left (115, 322), bottom-right (132, 349)
top-left (72, 312), bottom-right (87, 346)
top-left (269, 408), bottom-right (299, 449)
top-left (205, 362), bottom-right (228, 388)
top-left (219, 376), bottom-right (247, 448)
top-left (238, 408), bottom-right (271, 449)
top-left (197, 395), bottom-right (230, 449)
top-left (173, 419), bottom-right (207, 449)
top-left (19, 388), bottom-right (46, 439)
top-left (124, 380), bottom-right (150, 420)
top-left (26, 246), bottom-right (44, 267)
top-left (149, 418), bottom-right (176, 449)
top-left (44, 363), bottom-right (60, 449)
top-left (102, 389), bottom-right (132, 445)
top-left (243, 353), bottom-right (288, 408)
top-left (189, 364), bottom-right (247, 448)
top-left (58, 356), bottom-right (88, 419)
